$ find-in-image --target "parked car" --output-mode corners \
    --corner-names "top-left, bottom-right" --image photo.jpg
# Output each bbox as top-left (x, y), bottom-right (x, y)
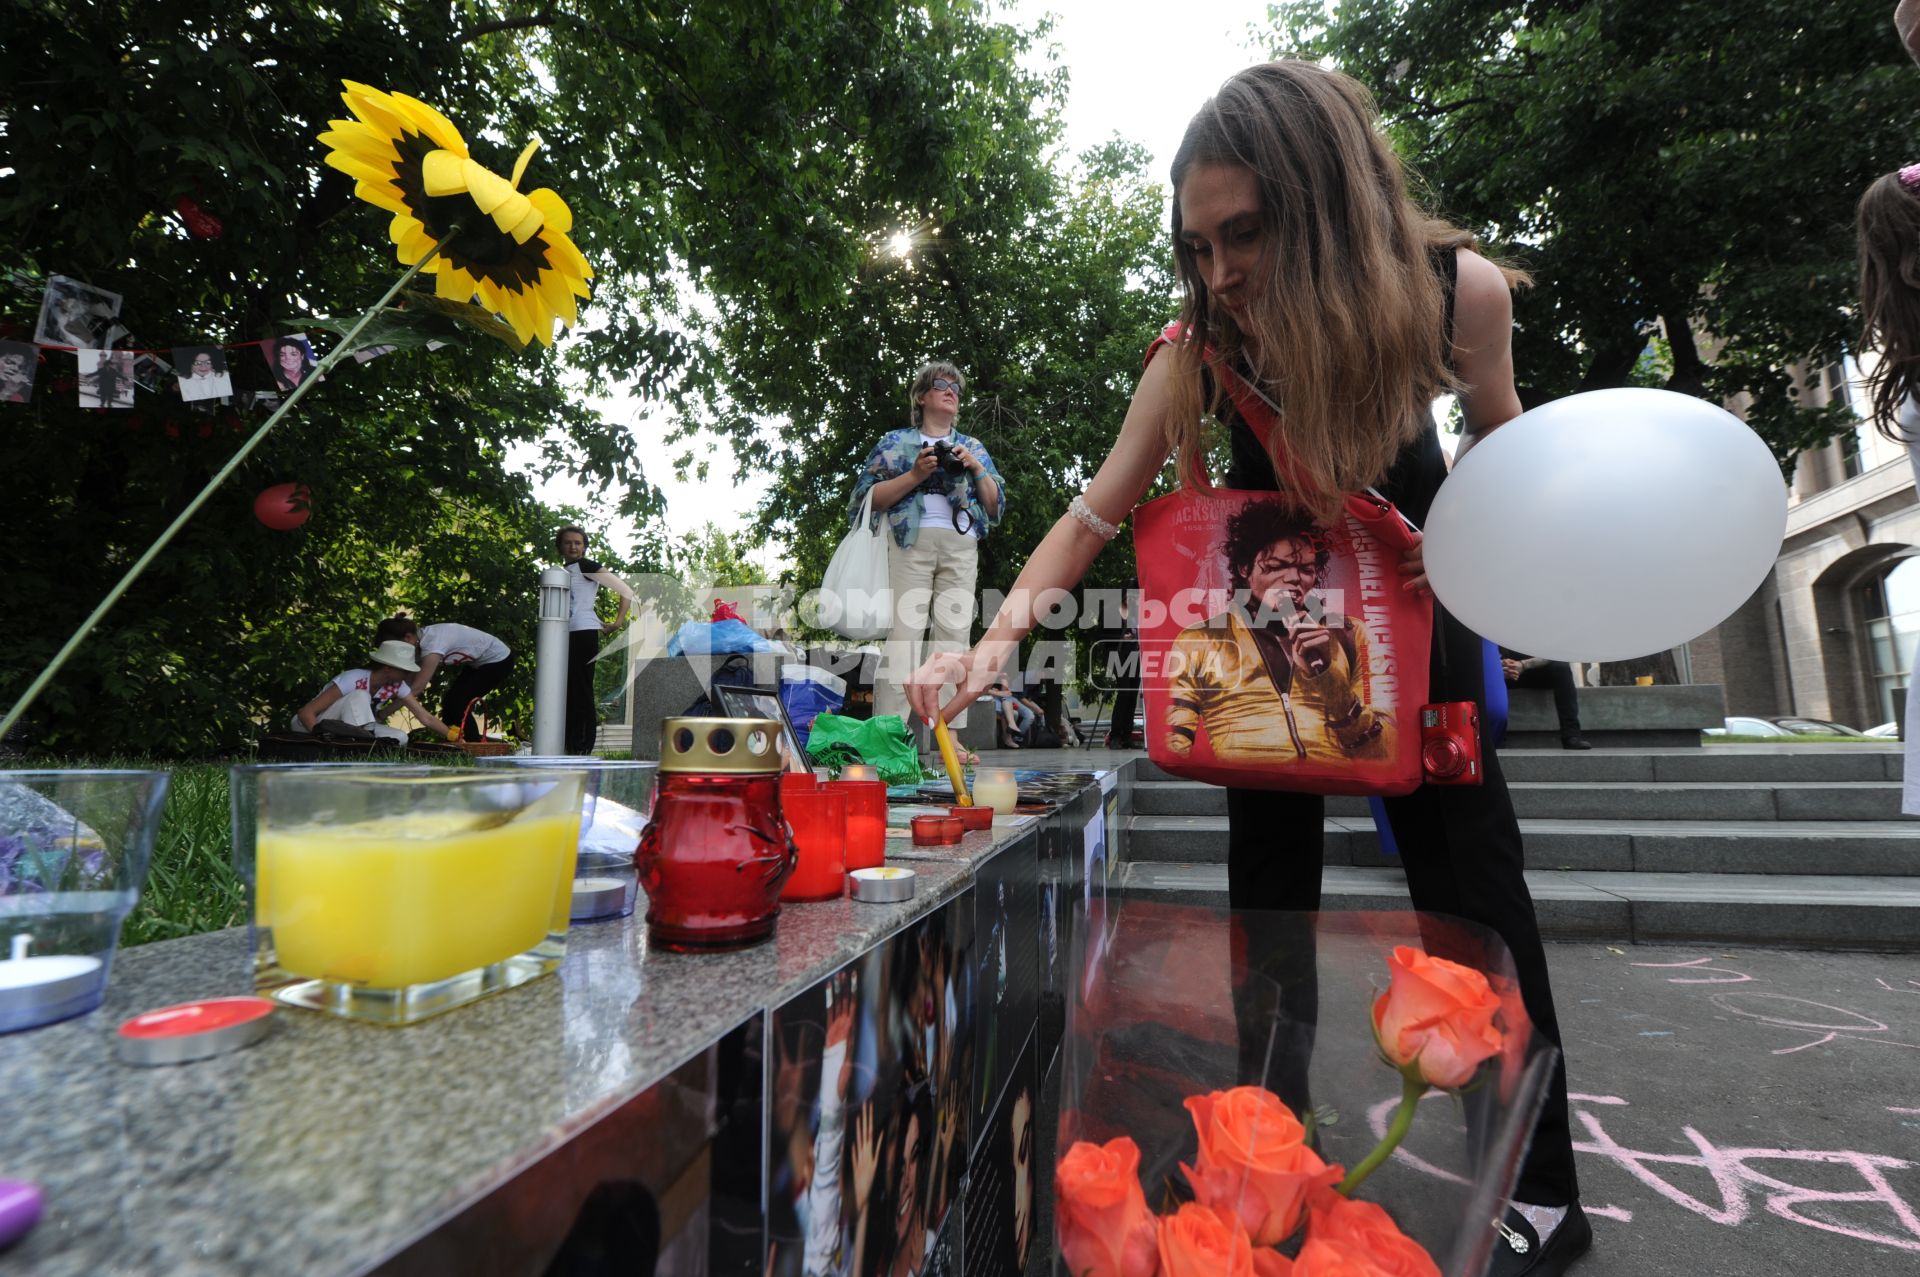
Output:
top-left (1703, 716), bottom-right (1793, 738)
top-left (1769, 717), bottom-right (1867, 737)
top-left (1867, 721), bottom-right (1900, 738)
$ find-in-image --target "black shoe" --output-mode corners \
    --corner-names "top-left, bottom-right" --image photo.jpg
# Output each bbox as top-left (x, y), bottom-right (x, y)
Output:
top-left (1486, 1203), bottom-right (1593, 1277)
top-left (1560, 735), bottom-right (1592, 751)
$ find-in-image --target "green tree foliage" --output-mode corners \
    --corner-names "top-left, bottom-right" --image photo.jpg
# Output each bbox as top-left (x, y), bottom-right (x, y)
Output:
top-left (1, 0), bottom-right (1102, 752)
top-left (1274, 0), bottom-right (1920, 466)
top-left (683, 18), bottom-right (1178, 678)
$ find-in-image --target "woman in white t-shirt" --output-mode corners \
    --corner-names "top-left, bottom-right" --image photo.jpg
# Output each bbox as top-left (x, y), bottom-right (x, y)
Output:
top-left (291, 639), bottom-right (450, 743)
top-left (556, 525), bottom-right (635, 754)
top-left (1856, 164), bottom-right (1920, 814)
top-left (376, 616), bottom-right (514, 738)
top-left (847, 362), bottom-right (1007, 731)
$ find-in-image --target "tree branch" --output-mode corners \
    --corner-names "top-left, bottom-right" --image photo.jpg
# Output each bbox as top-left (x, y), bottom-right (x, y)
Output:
top-left (457, 7), bottom-right (557, 44)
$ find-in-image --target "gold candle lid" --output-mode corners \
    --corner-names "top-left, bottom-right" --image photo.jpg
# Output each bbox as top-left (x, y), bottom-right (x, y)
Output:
top-left (658, 716), bottom-right (786, 775)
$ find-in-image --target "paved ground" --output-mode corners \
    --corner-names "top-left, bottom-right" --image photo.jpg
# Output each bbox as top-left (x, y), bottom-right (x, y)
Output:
top-left (1534, 941), bottom-right (1920, 1274)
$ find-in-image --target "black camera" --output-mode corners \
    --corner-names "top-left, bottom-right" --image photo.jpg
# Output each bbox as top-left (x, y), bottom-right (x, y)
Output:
top-left (927, 439), bottom-right (968, 476)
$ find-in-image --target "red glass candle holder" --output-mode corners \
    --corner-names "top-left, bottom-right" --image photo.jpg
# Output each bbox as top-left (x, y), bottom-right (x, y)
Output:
top-left (948, 804), bottom-right (993, 832)
top-left (830, 779), bottom-right (888, 872)
top-left (635, 717), bottom-right (794, 952)
top-left (911, 814), bottom-right (964, 846)
top-left (781, 787), bottom-right (847, 902)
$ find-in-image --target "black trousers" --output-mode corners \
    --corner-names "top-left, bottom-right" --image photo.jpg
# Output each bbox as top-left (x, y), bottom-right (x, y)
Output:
top-left (1514, 661), bottom-right (1582, 736)
top-left (565, 628), bottom-right (601, 755)
top-left (1108, 630), bottom-right (1140, 743)
top-left (1227, 610), bottom-right (1580, 1208)
top-left (439, 654), bottom-right (515, 737)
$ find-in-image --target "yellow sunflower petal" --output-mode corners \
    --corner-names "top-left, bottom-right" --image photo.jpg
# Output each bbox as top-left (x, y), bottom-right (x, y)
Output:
top-left (323, 149), bottom-right (399, 188)
top-left (539, 269), bottom-right (580, 328)
top-left (355, 181), bottom-right (412, 217)
top-left (435, 263), bottom-right (477, 302)
top-left (420, 149), bottom-right (469, 198)
top-left (319, 125), bottom-right (397, 166)
top-left (387, 91), bottom-right (468, 157)
top-left (526, 188), bottom-right (573, 236)
top-left (545, 231), bottom-right (594, 282)
top-left (483, 283), bottom-right (536, 345)
top-left (461, 160), bottom-right (519, 218)
top-left (340, 83), bottom-right (411, 140)
top-left (505, 200), bottom-right (545, 244)
top-left (510, 138), bottom-right (541, 190)
top-left (389, 214), bottom-right (436, 265)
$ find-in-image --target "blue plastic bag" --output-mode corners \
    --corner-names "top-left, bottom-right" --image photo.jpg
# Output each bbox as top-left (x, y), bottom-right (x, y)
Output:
top-left (780, 664), bottom-right (847, 751)
top-left (667, 618), bottom-right (773, 657)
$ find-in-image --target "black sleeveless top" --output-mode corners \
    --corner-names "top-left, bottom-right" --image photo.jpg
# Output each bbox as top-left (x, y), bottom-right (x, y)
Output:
top-left (1220, 248), bottom-right (1459, 529)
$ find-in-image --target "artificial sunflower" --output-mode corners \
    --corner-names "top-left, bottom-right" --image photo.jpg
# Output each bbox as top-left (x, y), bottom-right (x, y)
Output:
top-left (318, 81), bottom-right (593, 347)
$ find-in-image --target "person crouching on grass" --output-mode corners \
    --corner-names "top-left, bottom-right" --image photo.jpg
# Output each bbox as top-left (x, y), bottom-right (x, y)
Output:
top-left (375, 616), bottom-right (514, 740)
top-left (291, 639), bottom-right (451, 744)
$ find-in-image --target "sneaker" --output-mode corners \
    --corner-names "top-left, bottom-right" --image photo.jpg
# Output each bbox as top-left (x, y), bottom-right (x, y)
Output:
top-left (1486, 1203), bottom-right (1592, 1277)
top-left (1560, 735), bottom-right (1593, 751)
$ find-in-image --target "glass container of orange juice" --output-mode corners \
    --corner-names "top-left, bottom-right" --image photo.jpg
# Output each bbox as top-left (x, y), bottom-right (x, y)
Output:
top-left (251, 768), bottom-right (587, 1025)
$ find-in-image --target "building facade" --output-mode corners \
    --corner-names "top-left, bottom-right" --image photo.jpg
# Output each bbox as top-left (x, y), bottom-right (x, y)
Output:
top-left (1687, 355), bottom-right (1920, 729)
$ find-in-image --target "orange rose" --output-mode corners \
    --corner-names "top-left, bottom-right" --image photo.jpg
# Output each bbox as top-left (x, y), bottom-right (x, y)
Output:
top-left (1056, 1137), bottom-right (1159, 1277)
top-left (1289, 1236), bottom-right (1401, 1276)
top-left (1179, 1086), bottom-right (1344, 1246)
top-left (1158, 1202), bottom-right (1255, 1277)
top-left (1371, 946), bottom-right (1504, 1089)
top-left (1303, 1194), bottom-right (1441, 1277)
top-left (1252, 1248), bottom-right (1296, 1277)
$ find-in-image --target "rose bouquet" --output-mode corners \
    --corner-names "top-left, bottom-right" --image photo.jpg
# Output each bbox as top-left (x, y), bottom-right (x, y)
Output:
top-left (1054, 905), bottom-right (1555, 1277)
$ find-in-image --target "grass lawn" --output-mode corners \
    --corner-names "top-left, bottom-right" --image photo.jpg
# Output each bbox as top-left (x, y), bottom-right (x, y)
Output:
top-left (120, 760), bottom-right (245, 947)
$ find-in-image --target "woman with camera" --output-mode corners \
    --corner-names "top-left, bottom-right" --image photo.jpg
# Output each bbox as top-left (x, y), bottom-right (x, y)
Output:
top-left (849, 361), bottom-right (1006, 732)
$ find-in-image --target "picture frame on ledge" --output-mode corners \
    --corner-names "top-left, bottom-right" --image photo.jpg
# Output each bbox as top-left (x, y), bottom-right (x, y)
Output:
top-left (712, 683), bottom-right (810, 774)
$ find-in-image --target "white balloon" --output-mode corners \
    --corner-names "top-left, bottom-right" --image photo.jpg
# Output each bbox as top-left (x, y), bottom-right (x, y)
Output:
top-left (1422, 388), bottom-right (1787, 662)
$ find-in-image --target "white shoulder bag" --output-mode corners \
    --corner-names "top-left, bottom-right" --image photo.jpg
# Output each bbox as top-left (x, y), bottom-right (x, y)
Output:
top-left (819, 487), bottom-right (894, 640)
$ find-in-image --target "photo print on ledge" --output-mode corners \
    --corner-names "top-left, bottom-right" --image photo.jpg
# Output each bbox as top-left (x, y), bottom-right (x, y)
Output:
top-left (173, 346), bottom-right (233, 403)
top-left (76, 349), bottom-right (136, 409)
top-left (0, 340), bottom-right (38, 403)
top-left (34, 275), bottom-right (122, 349)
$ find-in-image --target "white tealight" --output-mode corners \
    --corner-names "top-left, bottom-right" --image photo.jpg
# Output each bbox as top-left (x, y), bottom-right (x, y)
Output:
top-left (0, 954), bottom-right (106, 1028)
top-left (570, 876), bottom-right (632, 922)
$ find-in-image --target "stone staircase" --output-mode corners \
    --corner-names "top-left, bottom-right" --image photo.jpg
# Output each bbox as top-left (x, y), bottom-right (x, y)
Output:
top-left (1116, 744), bottom-right (1920, 950)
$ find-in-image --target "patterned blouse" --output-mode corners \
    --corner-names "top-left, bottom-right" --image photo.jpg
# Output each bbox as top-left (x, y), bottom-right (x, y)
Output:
top-left (847, 426), bottom-right (1008, 549)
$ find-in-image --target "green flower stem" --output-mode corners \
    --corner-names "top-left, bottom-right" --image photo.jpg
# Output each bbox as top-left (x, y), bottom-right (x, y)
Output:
top-left (0, 231), bottom-right (457, 744)
top-left (1337, 1069), bottom-right (1428, 1198)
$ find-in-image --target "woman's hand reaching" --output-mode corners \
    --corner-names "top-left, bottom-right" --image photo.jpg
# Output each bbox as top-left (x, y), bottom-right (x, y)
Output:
top-left (905, 646), bottom-right (1004, 726)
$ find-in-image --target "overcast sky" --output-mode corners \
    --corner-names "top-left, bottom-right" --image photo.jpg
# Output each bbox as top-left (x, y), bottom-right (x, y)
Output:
top-left (517, 1), bottom-right (1276, 569)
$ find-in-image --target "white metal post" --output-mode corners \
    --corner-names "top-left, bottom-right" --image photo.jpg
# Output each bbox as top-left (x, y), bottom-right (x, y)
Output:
top-left (534, 567), bottom-right (572, 756)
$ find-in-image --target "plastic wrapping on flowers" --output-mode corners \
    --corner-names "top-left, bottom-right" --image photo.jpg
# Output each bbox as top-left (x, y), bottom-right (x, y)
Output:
top-left (1054, 902), bottom-right (1556, 1277)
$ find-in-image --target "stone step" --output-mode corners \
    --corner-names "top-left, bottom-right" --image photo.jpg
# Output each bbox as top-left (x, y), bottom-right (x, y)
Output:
top-left (1113, 862), bottom-right (1920, 950)
top-left (1129, 779), bottom-right (1903, 822)
top-left (1125, 815), bottom-right (1920, 875)
top-left (1129, 746), bottom-right (1905, 787)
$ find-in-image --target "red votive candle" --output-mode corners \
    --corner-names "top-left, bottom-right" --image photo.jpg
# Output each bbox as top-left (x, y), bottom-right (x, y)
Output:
top-left (831, 779), bottom-right (888, 872)
top-left (781, 787), bottom-right (847, 901)
top-left (949, 804), bottom-right (993, 832)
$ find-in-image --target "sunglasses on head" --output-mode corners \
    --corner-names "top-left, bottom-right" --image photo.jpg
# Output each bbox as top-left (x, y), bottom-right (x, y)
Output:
top-left (927, 377), bottom-right (962, 396)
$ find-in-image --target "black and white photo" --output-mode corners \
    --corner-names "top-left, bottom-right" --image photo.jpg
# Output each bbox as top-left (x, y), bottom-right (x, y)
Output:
top-left (34, 276), bottom-right (122, 349)
top-left (0, 341), bottom-right (38, 403)
top-left (76, 349), bottom-right (136, 408)
top-left (173, 346), bottom-right (232, 403)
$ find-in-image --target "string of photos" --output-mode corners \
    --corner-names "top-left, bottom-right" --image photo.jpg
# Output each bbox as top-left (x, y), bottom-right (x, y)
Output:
top-left (0, 274), bottom-right (444, 411)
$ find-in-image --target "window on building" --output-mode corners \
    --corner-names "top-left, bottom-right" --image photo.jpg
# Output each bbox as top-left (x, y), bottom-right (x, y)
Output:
top-left (1861, 555), bottom-right (1920, 726)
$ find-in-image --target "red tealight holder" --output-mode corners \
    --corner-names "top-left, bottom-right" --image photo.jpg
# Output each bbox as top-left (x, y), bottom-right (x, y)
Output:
top-left (830, 779), bottom-right (888, 872)
top-left (781, 786), bottom-right (847, 902)
top-left (949, 804), bottom-right (993, 832)
top-left (911, 814), bottom-right (964, 846)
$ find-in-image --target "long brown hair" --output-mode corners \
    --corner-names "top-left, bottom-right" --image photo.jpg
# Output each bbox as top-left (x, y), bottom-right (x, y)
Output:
top-left (1164, 62), bottom-right (1494, 518)
top-left (1858, 170), bottom-right (1920, 440)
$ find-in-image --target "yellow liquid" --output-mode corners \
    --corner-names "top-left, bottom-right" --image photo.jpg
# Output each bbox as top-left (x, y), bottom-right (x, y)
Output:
top-left (259, 813), bottom-right (578, 988)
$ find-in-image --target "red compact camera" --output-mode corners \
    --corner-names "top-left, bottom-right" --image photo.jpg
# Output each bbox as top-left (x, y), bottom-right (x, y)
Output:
top-left (1419, 701), bottom-right (1483, 786)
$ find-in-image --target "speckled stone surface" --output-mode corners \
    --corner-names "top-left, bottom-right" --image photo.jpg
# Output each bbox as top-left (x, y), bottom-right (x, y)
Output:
top-left (0, 803), bottom-right (1068, 1275)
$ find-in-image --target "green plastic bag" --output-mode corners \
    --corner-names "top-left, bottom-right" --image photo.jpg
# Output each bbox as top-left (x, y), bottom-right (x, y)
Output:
top-left (804, 713), bottom-right (922, 786)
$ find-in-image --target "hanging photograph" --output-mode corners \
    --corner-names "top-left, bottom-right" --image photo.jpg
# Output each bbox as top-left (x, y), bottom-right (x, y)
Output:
top-left (132, 352), bottom-right (175, 396)
top-left (34, 276), bottom-right (123, 349)
top-left (0, 340), bottom-right (38, 403)
top-left (260, 335), bottom-right (317, 392)
top-left (173, 346), bottom-right (233, 403)
top-left (77, 349), bottom-right (136, 408)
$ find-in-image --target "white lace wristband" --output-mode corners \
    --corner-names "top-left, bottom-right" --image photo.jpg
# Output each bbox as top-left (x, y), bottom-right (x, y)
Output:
top-left (1068, 494), bottom-right (1122, 541)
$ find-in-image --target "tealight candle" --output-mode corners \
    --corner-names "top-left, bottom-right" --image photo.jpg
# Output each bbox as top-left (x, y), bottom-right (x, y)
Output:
top-left (972, 768), bottom-right (1018, 815)
top-left (570, 876), bottom-right (633, 922)
top-left (841, 764), bottom-right (879, 782)
top-left (0, 934), bottom-right (106, 1034)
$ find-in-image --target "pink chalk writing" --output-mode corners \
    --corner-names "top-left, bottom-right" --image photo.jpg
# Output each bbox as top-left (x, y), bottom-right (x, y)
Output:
top-left (1708, 992), bottom-right (1920, 1057)
top-left (1368, 1091), bottom-right (1920, 1253)
top-left (1630, 956), bottom-right (1754, 984)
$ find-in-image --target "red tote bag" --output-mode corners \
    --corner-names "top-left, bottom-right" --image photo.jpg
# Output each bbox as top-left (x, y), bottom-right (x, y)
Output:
top-left (1133, 325), bottom-right (1434, 796)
